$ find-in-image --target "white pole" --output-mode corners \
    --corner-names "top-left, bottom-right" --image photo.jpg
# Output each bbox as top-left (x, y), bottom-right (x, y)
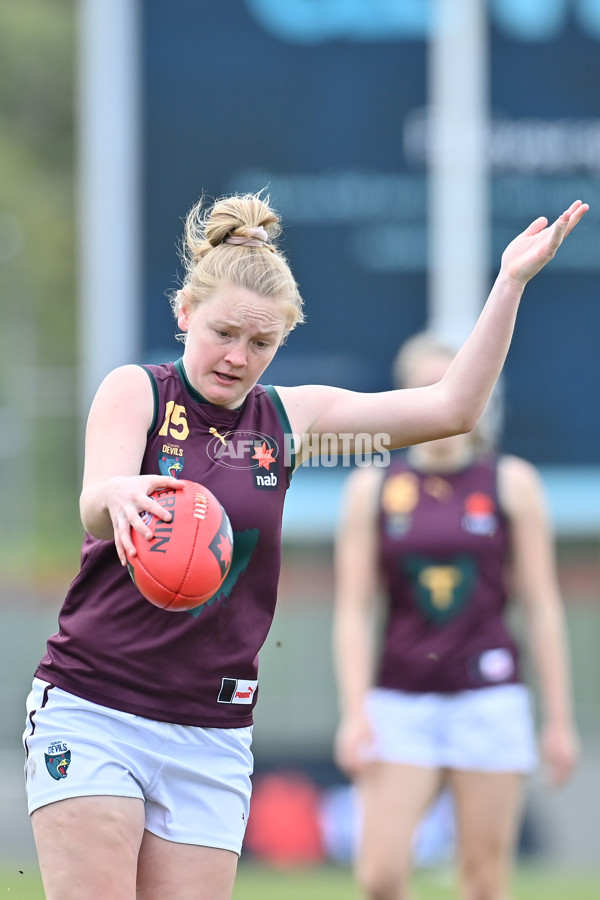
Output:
top-left (77, 0), bottom-right (141, 418)
top-left (428, 0), bottom-right (489, 344)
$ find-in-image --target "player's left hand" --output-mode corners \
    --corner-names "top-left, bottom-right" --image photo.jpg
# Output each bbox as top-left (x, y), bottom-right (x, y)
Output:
top-left (540, 720), bottom-right (579, 787)
top-left (500, 199), bottom-right (589, 287)
top-left (334, 711), bottom-right (377, 778)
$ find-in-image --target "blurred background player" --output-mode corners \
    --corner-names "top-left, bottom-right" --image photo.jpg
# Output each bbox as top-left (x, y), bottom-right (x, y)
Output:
top-left (332, 331), bottom-right (579, 900)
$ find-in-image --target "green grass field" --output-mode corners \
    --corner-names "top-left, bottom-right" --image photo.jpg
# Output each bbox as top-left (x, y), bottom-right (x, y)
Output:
top-left (3, 862), bottom-right (600, 899)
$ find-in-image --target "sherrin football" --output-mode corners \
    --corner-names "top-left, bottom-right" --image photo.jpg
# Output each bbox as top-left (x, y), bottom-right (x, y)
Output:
top-left (128, 480), bottom-right (234, 611)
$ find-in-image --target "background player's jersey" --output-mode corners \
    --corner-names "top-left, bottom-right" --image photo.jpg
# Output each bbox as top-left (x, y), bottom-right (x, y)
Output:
top-left (376, 453), bottom-right (520, 693)
top-left (37, 360), bottom-right (293, 727)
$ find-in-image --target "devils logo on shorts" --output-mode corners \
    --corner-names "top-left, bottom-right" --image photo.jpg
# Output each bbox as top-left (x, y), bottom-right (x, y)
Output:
top-left (44, 742), bottom-right (71, 780)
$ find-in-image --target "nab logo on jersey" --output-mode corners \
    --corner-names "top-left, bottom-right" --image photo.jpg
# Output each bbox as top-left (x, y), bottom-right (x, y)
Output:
top-left (254, 470), bottom-right (278, 489)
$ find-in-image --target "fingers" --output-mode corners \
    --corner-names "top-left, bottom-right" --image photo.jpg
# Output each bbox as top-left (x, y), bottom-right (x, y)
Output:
top-left (562, 198), bottom-right (587, 218)
top-left (527, 200), bottom-right (588, 240)
top-left (526, 200), bottom-right (589, 260)
top-left (146, 479), bottom-right (185, 521)
top-left (334, 722), bottom-right (376, 778)
top-left (523, 216), bottom-right (548, 236)
top-left (547, 756), bottom-right (573, 788)
top-left (336, 747), bottom-right (367, 779)
top-left (132, 476), bottom-right (185, 527)
top-left (553, 200), bottom-right (588, 234)
top-left (562, 200), bottom-right (589, 236)
top-left (126, 483), bottom-right (177, 545)
top-left (542, 731), bottom-right (579, 788)
top-left (544, 201), bottom-right (589, 255)
top-left (115, 512), bottom-right (137, 565)
top-left (152, 476), bottom-right (185, 490)
top-left (147, 476), bottom-right (185, 496)
top-left (107, 475), bottom-right (185, 565)
top-left (117, 507), bottom-right (153, 565)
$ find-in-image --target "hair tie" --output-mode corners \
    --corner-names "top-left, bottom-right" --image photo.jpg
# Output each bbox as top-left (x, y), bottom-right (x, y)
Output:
top-left (224, 226), bottom-right (268, 247)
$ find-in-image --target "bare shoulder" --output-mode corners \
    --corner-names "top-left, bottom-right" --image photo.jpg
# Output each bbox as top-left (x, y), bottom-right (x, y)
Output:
top-left (96, 363), bottom-right (152, 393)
top-left (90, 364), bottom-right (153, 407)
top-left (497, 453), bottom-right (547, 517)
top-left (87, 364), bottom-right (154, 430)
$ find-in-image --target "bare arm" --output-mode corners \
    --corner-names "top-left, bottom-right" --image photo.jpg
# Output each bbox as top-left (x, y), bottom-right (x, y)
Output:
top-left (332, 465), bottom-right (383, 777)
top-left (499, 455), bottom-right (579, 787)
top-left (80, 365), bottom-right (183, 564)
top-left (278, 201), bottom-right (588, 454)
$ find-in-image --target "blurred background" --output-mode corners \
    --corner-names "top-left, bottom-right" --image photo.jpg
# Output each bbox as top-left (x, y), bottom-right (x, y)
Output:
top-left (1, 0), bottom-right (599, 886)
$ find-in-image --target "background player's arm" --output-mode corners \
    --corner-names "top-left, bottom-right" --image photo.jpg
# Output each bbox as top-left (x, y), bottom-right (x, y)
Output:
top-left (332, 465), bottom-right (383, 776)
top-left (499, 454), bottom-right (579, 786)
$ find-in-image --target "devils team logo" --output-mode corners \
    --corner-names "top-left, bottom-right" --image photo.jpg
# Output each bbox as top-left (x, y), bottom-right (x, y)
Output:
top-left (158, 454), bottom-right (185, 477)
top-left (45, 742), bottom-right (71, 780)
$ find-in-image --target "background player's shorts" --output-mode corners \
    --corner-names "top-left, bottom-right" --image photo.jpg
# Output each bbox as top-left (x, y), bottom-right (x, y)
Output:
top-left (23, 678), bottom-right (253, 854)
top-left (366, 683), bottom-right (538, 772)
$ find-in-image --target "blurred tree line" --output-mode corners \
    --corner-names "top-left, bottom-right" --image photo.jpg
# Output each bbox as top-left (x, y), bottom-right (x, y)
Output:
top-left (0, 0), bottom-right (80, 582)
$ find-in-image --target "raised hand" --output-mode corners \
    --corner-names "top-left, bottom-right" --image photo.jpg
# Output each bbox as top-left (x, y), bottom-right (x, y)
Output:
top-left (500, 199), bottom-right (589, 287)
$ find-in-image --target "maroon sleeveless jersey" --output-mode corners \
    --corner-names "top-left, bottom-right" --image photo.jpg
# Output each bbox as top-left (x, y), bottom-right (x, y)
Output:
top-left (36, 360), bottom-right (294, 726)
top-left (376, 453), bottom-right (520, 693)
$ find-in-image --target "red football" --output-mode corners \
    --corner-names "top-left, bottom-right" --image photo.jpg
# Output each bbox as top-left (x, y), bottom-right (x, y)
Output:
top-left (128, 480), bottom-right (233, 611)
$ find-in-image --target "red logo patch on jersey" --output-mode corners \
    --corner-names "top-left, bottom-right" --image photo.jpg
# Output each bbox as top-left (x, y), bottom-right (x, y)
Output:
top-left (462, 492), bottom-right (498, 536)
top-left (252, 441), bottom-right (276, 470)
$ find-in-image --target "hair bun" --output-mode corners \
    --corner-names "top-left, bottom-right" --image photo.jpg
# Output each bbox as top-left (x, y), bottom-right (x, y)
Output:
top-left (203, 193), bottom-right (281, 250)
top-left (171, 189), bottom-right (304, 339)
top-left (224, 226), bottom-right (269, 247)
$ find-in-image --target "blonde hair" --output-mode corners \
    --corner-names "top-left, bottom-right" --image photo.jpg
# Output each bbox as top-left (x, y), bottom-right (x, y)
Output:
top-left (170, 191), bottom-right (305, 338)
top-left (392, 332), bottom-right (458, 390)
top-left (392, 331), bottom-right (504, 453)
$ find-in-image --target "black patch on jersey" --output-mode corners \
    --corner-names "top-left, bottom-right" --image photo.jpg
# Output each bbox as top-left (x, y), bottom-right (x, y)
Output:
top-left (218, 678), bottom-right (238, 703)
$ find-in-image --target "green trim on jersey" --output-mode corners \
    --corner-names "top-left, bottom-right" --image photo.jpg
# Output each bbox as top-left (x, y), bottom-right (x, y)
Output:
top-left (264, 385), bottom-right (296, 473)
top-left (174, 357), bottom-right (212, 404)
top-left (140, 365), bottom-right (159, 435)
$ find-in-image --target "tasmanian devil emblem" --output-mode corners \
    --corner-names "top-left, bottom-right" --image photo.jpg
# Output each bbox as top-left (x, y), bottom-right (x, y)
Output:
top-left (45, 744), bottom-right (71, 780)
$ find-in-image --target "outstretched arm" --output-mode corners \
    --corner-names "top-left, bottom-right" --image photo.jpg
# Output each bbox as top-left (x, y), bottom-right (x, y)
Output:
top-left (278, 201), bottom-right (589, 454)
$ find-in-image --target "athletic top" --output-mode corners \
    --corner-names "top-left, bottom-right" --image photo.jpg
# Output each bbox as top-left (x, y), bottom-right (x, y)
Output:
top-left (36, 359), bottom-right (294, 727)
top-left (376, 452), bottom-right (520, 693)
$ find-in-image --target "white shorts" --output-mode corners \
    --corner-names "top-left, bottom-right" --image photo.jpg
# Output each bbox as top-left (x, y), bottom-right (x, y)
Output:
top-left (366, 684), bottom-right (538, 773)
top-left (23, 679), bottom-right (253, 854)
